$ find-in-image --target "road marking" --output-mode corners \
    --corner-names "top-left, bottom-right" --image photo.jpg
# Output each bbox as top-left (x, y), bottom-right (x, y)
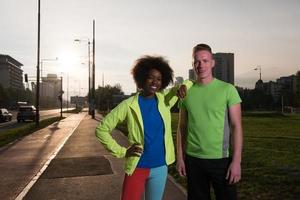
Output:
top-left (15, 113), bottom-right (86, 200)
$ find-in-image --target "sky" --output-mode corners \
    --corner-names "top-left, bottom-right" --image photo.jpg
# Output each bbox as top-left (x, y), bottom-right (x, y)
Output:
top-left (1, 0), bottom-right (300, 96)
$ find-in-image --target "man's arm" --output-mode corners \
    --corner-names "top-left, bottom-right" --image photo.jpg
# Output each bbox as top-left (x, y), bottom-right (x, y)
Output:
top-left (227, 103), bottom-right (243, 184)
top-left (176, 108), bottom-right (188, 177)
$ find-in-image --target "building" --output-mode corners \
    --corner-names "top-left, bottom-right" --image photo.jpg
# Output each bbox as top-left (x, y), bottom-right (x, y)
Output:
top-left (277, 75), bottom-right (297, 94)
top-left (253, 74), bottom-right (298, 106)
top-left (213, 53), bottom-right (234, 84)
top-left (174, 76), bottom-right (184, 85)
top-left (188, 52), bottom-right (235, 84)
top-left (0, 54), bottom-right (23, 89)
top-left (40, 74), bottom-right (62, 107)
top-left (263, 81), bottom-right (281, 104)
top-left (188, 69), bottom-right (196, 80)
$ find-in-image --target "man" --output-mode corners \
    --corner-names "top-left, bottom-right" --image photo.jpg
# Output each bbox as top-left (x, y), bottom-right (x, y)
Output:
top-left (176, 44), bottom-right (243, 200)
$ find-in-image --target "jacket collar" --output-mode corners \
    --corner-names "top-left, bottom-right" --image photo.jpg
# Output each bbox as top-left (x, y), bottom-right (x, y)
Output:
top-left (128, 92), bottom-right (163, 118)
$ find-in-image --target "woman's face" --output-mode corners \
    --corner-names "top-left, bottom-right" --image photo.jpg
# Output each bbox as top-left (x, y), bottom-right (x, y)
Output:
top-left (142, 68), bottom-right (162, 97)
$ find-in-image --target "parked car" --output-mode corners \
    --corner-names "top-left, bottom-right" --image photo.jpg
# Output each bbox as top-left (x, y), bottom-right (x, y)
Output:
top-left (17, 106), bottom-right (36, 122)
top-left (0, 108), bottom-right (13, 122)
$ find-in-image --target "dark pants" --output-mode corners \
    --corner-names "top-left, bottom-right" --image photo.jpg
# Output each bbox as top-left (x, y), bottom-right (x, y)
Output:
top-left (185, 155), bottom-right (237, 200)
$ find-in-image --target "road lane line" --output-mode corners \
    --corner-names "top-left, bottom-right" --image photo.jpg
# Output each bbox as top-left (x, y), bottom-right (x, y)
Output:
top-left (15, 113), bottom-right (86, 200)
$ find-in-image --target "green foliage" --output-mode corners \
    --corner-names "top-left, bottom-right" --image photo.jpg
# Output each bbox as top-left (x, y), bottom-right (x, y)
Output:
top-left (169, 113), bottom-right (300, 200)
top-left (0, 84), bottom-right (34, 108)
top-left (239, 88), bottom-right (274, 110)
top-left (95, 84), bottom-right (124, 111)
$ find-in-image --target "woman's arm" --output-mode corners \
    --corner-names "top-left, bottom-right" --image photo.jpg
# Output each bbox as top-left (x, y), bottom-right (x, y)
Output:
top-left (95, 101), bottom-right (128, 158)
top-left (163, 79), bottom-right (194, 107)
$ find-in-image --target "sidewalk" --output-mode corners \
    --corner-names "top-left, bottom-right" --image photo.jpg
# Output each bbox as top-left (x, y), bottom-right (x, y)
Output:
top-left (0, 112), bottom-right (86, 200)
top-left (0, 112), bottom-right (187, 200)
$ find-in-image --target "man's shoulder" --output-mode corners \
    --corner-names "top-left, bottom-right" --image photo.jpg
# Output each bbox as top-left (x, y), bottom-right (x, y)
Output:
top-left (214, 79), bottom-right (236, 90)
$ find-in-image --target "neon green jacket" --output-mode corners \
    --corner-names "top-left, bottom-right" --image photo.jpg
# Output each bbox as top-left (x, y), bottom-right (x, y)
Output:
top-left (95, 83), bottom-right (191, 175)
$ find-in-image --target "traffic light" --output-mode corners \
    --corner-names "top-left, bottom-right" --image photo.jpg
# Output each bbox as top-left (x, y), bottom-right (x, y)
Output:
top-left (24, 74), bottom-right (28, 82)
top-left (58, 95), bottom-right (62, 102)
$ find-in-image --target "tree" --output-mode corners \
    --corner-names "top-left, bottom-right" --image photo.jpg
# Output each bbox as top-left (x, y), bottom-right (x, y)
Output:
top-left (0, 84), bottom-right (9, 107)
top-left (95, 84), bottom-right (124, 111)
top-left (0, 84), bottom-right (35, 109)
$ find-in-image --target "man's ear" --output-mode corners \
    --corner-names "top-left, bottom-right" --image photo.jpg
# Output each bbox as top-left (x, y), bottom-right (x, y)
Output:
top-left (212, 59), bottom-right (215, 68)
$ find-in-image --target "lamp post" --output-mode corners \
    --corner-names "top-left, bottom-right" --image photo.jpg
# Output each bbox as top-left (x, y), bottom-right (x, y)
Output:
top-left (35, 0), bottom-right (41, 126)
top-left (74, 37), bottom-right (91, 115)
top-left (254, 66), bottom-right (262, 80)
top-left (60, 76), bottom-right (63, 118)
top-left (92, 19), bottom-right (95, 119)
top-left (67, 74), bottom-right (69, 111)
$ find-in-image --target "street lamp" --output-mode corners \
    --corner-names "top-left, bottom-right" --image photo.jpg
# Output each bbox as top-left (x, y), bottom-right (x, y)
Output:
top-left (92, 19), bottom-right (96, 119)
top-left (74, 37), bottom-right (91, 115)
top-left (59, 75), bottom-right (63, 118)
top-left (35, 0), bottom-right (41, 126)
top-left (254, 66), bottom-right (262, 80)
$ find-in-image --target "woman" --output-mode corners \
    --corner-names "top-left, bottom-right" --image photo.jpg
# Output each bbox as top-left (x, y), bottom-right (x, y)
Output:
top-left (95, 55), bottom-right (189, 200)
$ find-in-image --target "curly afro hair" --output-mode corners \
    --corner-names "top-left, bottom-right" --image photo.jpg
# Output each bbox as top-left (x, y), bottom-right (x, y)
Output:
top-left (131, 55), bottom-right (174, 90)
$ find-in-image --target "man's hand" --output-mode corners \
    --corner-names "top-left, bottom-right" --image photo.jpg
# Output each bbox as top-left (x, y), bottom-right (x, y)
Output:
top-left (126, 143), bottom-right (143, 157)
top-left (177, 85), bottom-right (187, 99)
top-left (226, 161), bottom-right (241, 184)
top-left (176, 157), bottom-right (186, 177)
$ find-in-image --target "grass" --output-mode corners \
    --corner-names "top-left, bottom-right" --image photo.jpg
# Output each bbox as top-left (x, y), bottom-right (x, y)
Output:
top-left (0, 116), bottom-right (65, 147)
top-left (169, 112), bottom-right (300, 199)
top-left (62, 108), bottom-right (81, 114)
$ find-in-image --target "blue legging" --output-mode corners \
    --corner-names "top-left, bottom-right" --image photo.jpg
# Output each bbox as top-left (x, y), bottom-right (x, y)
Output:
top-left (122, 165), bottom-right (168, 200)
top-left (145, 165), bottom-right (168, 200)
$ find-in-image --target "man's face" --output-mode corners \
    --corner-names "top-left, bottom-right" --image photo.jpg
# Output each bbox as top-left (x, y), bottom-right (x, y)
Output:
top-left (193, 50), bottom-right (215, 80)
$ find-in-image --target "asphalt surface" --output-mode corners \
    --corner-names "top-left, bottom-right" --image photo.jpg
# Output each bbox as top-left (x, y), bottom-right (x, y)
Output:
top-left (0, 111), bottom-right (187, 200)
top-left (0, 108), bottom-right (74, 130)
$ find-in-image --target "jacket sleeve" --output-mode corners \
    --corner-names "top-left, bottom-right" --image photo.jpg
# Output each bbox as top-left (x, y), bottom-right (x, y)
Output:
top-left (95, 101), bottom-right (128, 158)
top-left (163, 79), bottom-right (194, 108)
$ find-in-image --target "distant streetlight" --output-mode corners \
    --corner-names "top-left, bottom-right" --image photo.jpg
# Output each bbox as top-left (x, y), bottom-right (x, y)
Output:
top-left (74, 37), bottom-right (91, 115)
top-left (60, 76), bottom-right (63, 118)
top-left (254, 66), bottom-right (262, 80)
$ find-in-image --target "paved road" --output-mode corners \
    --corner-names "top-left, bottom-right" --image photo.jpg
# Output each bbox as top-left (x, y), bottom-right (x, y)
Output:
top-left (0, 108), bottom-right (74, 130)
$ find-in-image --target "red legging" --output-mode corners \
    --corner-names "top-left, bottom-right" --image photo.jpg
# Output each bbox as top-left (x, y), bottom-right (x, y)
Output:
top-left (121, 166), bottom-right (167, 200)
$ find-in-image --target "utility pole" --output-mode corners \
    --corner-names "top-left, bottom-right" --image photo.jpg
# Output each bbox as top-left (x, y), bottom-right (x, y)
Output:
top-left (254, 66), bottom-right (262, 80)
top-left (35, 0), bottom-right (41, 126)
top-left (88, 41), bottom-right (91, 115)
top-left (60, 76), bottom-right (63, 118)
top-left (67, 74), bottom-right (69, 111)
top-left (91, 19), bottom-right (96, 119)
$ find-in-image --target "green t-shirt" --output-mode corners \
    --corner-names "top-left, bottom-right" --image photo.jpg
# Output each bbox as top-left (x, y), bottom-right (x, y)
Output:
top-left (179, 78), bottom-right (241, 159)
